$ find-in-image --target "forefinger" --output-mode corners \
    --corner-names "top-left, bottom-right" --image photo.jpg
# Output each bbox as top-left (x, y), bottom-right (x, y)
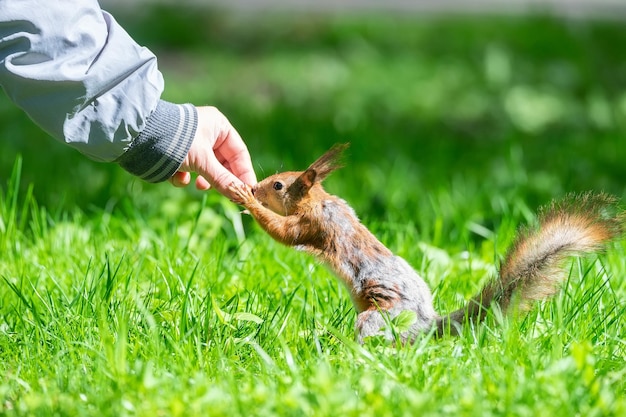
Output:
top-left (215, 122), bottom-right (257, 186)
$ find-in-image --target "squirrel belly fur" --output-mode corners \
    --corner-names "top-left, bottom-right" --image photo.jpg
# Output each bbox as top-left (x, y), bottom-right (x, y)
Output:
top-left (229, 144), bottom-right (624, 343)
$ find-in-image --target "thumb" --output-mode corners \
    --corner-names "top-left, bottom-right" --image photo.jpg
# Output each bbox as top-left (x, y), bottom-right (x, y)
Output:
top-left (201, 153), bottom-right (244, 199)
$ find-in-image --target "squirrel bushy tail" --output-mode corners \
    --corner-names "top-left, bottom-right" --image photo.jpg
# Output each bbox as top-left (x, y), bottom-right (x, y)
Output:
top-left (436, 192), bottom-right (624, 337)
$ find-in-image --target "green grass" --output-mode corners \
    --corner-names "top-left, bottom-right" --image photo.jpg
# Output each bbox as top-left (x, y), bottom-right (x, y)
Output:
top-left (2, 9), bottom-right (626, 416)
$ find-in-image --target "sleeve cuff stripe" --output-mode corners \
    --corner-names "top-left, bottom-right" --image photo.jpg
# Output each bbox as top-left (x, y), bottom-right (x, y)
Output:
top-left (140, 103), bottom-right (195, 182)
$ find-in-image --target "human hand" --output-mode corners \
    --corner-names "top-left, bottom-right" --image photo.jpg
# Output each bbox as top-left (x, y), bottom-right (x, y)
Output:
top-left (170, 106), bottom-right (257, 199)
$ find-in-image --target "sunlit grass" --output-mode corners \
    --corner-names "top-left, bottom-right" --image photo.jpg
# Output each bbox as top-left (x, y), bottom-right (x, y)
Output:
top-left (2, 151), bottom-right (626, 416)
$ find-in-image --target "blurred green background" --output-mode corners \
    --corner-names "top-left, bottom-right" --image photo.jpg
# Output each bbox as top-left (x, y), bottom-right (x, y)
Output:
top-left (1, 5), bottom-right (625, 231)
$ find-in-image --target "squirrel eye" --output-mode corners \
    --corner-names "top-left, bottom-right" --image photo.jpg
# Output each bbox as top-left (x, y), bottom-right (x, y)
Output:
top-left (273, 182), bottom-right (284, 191)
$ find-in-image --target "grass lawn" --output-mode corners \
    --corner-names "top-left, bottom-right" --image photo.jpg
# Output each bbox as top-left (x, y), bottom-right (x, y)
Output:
top-left (1, 7), bottom-right (626, 416)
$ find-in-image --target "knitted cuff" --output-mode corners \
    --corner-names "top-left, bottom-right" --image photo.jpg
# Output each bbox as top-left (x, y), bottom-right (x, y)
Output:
top-left (116, 100), bottom-right (197, 183)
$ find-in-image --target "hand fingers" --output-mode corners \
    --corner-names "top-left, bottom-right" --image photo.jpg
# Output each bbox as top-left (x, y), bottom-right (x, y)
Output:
top-left (170, 171), bottom-right (211, 191)
top-left (169, 171), bottom-right (191, 187)
top-left (195, 176), bottom-right (211, 191)
top-left (180, 106), bottom-right (257, 198)
top-left (214, 117), bottom-right (257, 186)
top-left (214, 147), bottom-right (256, 186)
top-left (201, 152), bottom-right (245, 199)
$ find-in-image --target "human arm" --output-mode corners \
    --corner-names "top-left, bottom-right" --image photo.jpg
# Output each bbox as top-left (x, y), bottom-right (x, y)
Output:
top-left (0, 0), bottom-right (255, 193)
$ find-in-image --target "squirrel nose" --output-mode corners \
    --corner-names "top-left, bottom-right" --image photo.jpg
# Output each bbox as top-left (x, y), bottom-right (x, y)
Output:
top-left (251, 185), bottom-right (257, 196)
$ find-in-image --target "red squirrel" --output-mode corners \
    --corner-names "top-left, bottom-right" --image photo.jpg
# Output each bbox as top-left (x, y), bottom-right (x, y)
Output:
top-left (229, 144), bottom-right (623, 343)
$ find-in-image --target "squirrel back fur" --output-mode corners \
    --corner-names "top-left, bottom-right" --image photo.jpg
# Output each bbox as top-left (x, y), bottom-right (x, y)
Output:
top-left (230, 144), bottom-right (624, 343)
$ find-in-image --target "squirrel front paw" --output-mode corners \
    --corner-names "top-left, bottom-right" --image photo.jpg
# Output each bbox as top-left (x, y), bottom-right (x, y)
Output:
top-left (228, 182), bottom-right (256, 206)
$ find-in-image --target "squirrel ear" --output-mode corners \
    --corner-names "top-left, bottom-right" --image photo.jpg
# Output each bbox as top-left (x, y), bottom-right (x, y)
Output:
top-left (288, 169), bottom-right (316, 199)
top-left (307, 143), bottom-right (348, 182)
top-left (300, 169), bottom-right (317, 188)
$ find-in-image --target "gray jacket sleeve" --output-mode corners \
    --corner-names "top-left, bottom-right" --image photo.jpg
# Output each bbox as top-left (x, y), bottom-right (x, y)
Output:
top-left (0, 0), bottom-right (196, 182)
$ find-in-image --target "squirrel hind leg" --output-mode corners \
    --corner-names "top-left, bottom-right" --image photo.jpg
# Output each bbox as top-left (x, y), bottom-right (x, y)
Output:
top-left (355, 307), bottom-right (436, 344)
top-left (356, 309), bottom-right (392, 343)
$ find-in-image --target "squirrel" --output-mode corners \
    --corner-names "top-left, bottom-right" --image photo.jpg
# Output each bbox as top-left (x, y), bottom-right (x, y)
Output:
top-left (229, 144), bottom-right (624, 343)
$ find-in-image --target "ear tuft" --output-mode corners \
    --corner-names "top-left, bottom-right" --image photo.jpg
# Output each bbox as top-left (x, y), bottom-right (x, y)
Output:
top-left (307, 143), bottom-right (349, 183)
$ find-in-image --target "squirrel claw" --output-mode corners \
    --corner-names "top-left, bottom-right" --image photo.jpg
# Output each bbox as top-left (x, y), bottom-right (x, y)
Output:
top-left (228, 182), bottom-right (255, 206)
